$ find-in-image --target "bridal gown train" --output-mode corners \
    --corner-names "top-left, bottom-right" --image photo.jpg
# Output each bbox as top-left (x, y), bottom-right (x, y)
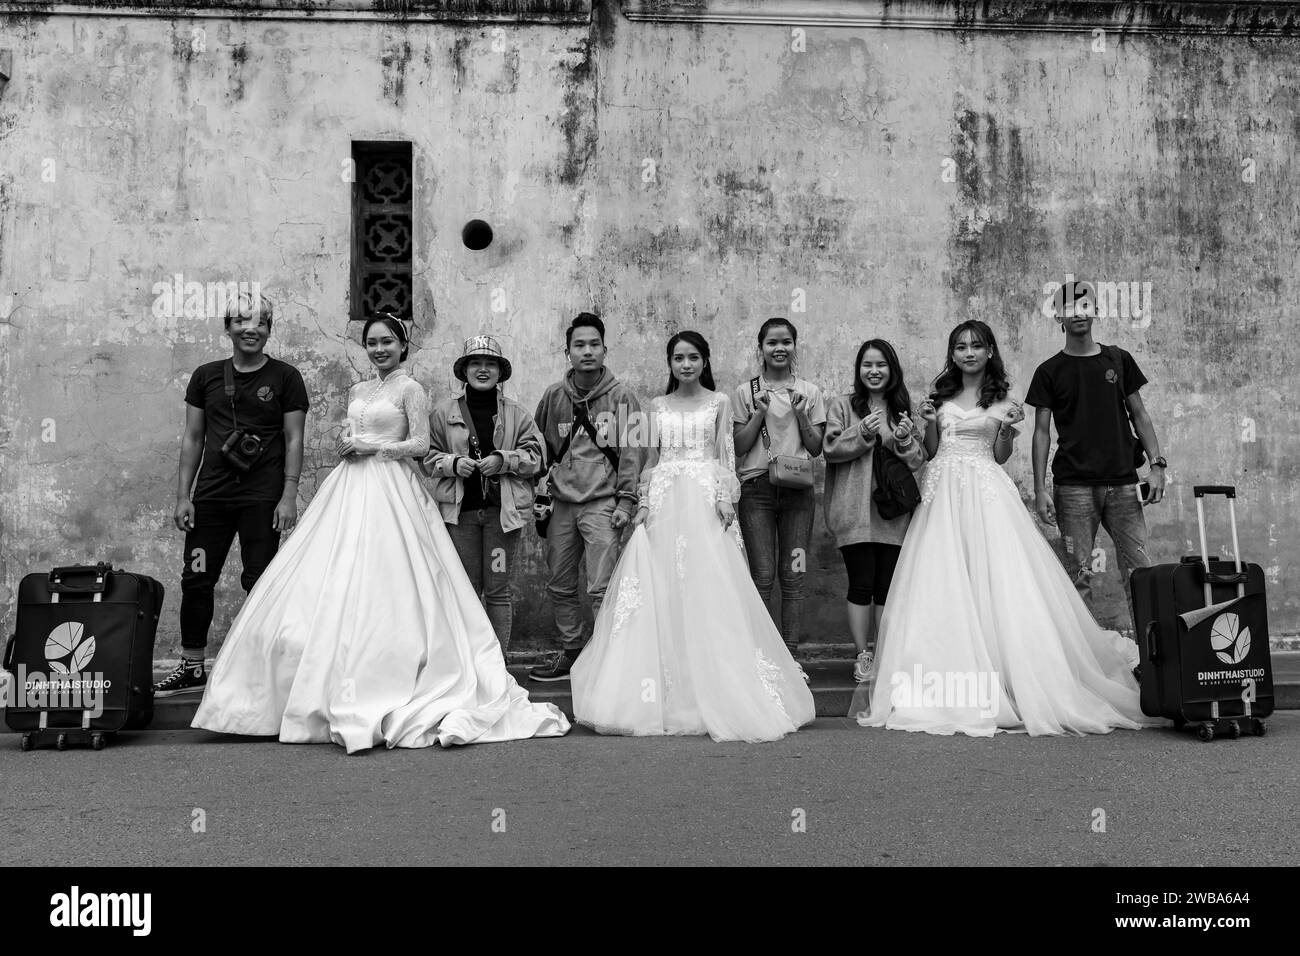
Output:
top-left (855, 399), bottom-right (1159, 737)
top-left (192, 369), bottom-right (570, 752)
top-left (570, 390), bottom-right (816, 743)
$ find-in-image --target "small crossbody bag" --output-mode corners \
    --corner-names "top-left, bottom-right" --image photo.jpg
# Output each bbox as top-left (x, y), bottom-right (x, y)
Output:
top-left (750, 377), bottom-right (814, 490)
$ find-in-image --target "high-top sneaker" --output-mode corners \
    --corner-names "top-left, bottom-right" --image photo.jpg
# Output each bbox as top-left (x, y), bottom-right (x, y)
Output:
top-left (153, 659), bottom-right (207, 697)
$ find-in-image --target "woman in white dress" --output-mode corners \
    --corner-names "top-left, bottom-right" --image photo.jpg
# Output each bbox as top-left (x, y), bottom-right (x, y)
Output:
top-left (192, 315), bottom-right (570, 752)
top-left (856, 320), bottom-right (1157, 737)
top-left (570, 331), bottom-right (816, 742)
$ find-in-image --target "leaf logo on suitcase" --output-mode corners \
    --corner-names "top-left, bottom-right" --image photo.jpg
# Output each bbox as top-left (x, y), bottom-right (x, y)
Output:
top-left (44, 622), bottom-right (97, 675)
top-left (1210, 612), bottom-right (1251, 666)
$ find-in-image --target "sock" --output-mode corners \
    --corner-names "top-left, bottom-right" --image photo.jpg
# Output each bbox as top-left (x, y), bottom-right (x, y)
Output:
top-left (182, 654), bottom-right (205, 670)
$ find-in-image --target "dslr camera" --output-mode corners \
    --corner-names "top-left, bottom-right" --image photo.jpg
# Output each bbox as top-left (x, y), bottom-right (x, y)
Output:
top-left (221, 429), bottom-right (267, 473)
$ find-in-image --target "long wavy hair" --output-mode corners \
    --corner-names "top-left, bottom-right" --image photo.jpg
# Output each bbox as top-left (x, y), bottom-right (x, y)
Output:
top-left (850, 339), bottom-right (911, 426)
top-left (929, 320), bottom-right (1010, 409)
top-left (665, 330), bottom-right (716, 394)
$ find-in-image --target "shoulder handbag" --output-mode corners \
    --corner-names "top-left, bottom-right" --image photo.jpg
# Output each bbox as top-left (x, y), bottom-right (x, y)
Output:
top-left (751, 378), bottom-right (814, 489)
top-left (871, 434), bottom-right (922, 520)
top-left (457, 396), bottom-right (502, 507)
top-left (1102, 345), bottom-right (1146, 469)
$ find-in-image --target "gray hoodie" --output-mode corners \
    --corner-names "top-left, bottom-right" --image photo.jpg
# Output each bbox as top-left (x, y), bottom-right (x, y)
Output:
top-left (534, 367), bottom-right (642, 514)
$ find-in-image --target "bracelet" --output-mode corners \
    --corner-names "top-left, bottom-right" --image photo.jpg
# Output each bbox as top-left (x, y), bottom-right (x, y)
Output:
top-left (284, 474), bottom-right (300, 483)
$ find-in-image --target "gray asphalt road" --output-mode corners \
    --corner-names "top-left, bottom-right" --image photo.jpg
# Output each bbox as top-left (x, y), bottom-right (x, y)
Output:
top-left (2, 716), bottom-right (1296, 866)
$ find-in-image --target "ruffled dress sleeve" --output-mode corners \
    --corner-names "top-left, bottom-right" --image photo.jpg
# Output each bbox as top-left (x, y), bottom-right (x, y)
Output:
top-left (987, 396), bottom-right (1024, 437)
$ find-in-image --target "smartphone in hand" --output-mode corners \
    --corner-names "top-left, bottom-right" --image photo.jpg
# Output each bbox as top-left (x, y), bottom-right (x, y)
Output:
top-left (1137, 480), bottom-right (1152, 504)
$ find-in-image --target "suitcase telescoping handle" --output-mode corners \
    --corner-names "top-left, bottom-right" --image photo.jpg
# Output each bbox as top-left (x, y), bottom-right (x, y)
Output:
top-left (46, 562), bottom-right (112, 603)
top-left (1192, 485), bottom-right (1245, 608)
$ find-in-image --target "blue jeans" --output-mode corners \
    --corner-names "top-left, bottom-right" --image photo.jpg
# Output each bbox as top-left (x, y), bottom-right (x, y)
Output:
top-left (447, 507), bottom-right (520, 652)
top-left (1053, 483), bottom-right (1151, 623)
top-left (737, 474), bottom-right (816, 647)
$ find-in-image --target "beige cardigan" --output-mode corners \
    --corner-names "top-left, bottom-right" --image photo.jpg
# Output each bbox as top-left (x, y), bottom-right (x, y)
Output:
top-left (822, 393), bottom-right (926, 549)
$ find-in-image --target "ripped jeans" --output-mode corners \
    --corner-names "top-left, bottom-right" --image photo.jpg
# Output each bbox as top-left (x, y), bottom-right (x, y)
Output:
top-left (1053, 483), bottom-right (1151, 624)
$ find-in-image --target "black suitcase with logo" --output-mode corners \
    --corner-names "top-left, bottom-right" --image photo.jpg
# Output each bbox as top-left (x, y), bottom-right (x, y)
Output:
top-left (1129, 486), bottom-right (1273, 741)
top-left (3, 563), bottom-right (162, 750)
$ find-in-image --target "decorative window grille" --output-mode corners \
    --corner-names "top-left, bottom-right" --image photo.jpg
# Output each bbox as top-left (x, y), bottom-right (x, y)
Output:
top-left (351, 141), bottom-right (413, 322)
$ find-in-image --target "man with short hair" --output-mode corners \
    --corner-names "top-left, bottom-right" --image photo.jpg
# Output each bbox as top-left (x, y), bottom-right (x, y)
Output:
top-left (1026, 295), bottom-right (1166, 628)
top-left (153, 292), bottom-right (309, 696)
top-left (528, 313), bottom-right (642, 682)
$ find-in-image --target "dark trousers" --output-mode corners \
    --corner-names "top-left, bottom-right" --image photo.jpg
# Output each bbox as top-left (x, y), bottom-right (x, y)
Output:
top-left (839, 542), bottom-right (902, 606)
top-left (179, 499), bottom-right (280, 651)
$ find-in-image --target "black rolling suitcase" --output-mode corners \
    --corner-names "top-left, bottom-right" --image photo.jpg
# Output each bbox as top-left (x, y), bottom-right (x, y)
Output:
top-left (3, 562), bottom-right (163, 750)
top-left (1130, 485), bottom-right (1273, 741)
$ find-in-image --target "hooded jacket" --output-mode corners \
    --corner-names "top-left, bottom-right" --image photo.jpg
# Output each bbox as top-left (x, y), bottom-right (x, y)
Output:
top-left (534, 367), bottom-right (642, 514)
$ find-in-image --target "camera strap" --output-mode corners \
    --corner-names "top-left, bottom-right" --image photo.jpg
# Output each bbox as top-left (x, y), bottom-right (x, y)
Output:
top-left (458, 394), bottom-right (501, 504)
top-left (573, 402), bottom-right (619, 471)
top-left (457, 395), bottom-right (487, 461)
top-left (224, 359), bottom-right (241, 431)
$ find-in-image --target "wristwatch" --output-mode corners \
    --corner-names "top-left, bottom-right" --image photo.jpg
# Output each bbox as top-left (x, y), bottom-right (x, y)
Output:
top-left (1150, 457), bottom-right (1167, 469)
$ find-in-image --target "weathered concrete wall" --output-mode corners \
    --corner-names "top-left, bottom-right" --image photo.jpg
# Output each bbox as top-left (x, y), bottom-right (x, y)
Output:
top-left (2, 1), bottom-right (1298, 656)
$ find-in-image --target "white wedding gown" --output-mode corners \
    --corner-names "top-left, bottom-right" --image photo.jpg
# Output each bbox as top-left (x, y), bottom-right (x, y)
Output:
top-left (192, 369), bottom-right (570, 752)
top-left (571, 391), bottom-right (816, 742)
top-left (854, 399), bottom-right (1158, 737)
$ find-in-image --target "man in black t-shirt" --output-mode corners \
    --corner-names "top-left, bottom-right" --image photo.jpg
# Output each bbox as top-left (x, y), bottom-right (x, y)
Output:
top-left (153, 293), bottom-right (309, 696)
top-left (1026, 303), bottom-right (1167, 628)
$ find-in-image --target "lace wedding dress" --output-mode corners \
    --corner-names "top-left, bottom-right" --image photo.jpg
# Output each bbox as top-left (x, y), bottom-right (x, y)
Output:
top-left (571, 390), bottom-right (815, 742)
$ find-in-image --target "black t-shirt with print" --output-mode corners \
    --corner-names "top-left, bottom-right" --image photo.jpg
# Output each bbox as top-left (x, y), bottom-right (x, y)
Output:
top-left (185, 357), bottom-right (310, 503)
top-left (1025, 346), bottom-right (1148, 486)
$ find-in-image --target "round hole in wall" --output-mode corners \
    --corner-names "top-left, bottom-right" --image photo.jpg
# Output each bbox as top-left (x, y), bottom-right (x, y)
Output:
top-left (462, 219), bottom-right (494, 251)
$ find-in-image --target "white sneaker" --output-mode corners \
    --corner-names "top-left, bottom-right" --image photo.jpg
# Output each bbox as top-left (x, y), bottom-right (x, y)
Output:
top-left (853, 650), bottom-right (875, 684)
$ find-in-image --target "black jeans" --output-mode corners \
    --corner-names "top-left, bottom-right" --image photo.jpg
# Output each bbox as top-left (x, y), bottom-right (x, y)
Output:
top-left (180, 499), bottom-right (280, 651)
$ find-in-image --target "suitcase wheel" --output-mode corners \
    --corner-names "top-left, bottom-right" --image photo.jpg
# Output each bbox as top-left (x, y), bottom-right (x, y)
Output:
top-left (1226, 720), bottom-right (1242, 740)
top-left (1250, 718), bottom-right (1267, 737)
top-left (91, 732), bottom-right (107, 751)
top-left (1196, 722), bottom-right (1215, 742)
top-left (55, 733), bottom-right (68, 751)
top-left (19, 733), bottom-right (33, 752)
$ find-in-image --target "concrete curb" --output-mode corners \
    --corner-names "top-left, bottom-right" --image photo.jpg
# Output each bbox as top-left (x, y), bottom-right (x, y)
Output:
top-left (4, 659), bottom-right (1296, 732)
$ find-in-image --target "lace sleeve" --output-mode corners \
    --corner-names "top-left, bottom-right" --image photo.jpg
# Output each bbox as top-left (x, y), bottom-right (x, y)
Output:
top-left (377, 379), bottom-right (432, 460)
top-left (712, 393), bottom-right (742, 504)
top-left (636, 397), bottom-right (661, 508)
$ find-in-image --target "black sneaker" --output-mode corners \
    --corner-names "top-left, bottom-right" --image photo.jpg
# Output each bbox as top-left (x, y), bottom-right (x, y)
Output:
top-left (528, 649), bottom-right (580, 682)
top-left (153, 659), bottom-right (207, 697)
